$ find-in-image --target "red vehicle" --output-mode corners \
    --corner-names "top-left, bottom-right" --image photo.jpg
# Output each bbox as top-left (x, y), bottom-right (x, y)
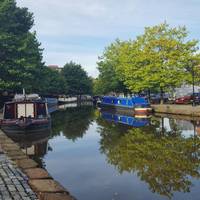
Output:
top-left (174, 93), bottom-right (200, 104)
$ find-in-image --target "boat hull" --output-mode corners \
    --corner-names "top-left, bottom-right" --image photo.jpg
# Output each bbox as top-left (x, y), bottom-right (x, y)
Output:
top-left (98, 103), bottom-right (152, 116)
top-left (1, 119), bottom-right (51, 134)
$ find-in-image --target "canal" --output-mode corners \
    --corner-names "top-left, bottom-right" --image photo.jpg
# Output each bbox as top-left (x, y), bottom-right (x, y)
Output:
top-left (6, 105), bottom-right (200, 200)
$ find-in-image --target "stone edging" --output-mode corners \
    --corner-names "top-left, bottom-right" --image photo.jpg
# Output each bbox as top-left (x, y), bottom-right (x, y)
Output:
top-left (152, 104), bottom-right (200, 117)
top-left (0, 130), bottom-right (76, 200)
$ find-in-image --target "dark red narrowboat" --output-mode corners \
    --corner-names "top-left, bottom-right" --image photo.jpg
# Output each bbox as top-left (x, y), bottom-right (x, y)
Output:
top-left (0, 95), bottom-right (51, 134)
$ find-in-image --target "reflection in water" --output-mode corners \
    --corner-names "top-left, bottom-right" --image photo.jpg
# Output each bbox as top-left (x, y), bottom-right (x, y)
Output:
top-left (101, 111), bottom-right (150, 127)
top-left (51, 106), bottom-right (94, 141)
top-left (4, 106), bottom-right (200, 200)
top-left (99, 115), bottom-right (200, 199)
top-left (58, 102), bottom-right (93, 110)
top-left (5, 130), bottom-right (50, 168)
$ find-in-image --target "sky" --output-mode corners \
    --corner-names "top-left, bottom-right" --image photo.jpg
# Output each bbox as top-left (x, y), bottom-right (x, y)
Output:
top-left (16, 0), bottom-right (200, 77)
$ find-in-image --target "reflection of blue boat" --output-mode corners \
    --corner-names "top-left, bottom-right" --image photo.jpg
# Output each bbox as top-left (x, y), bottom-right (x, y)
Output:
top-left (99, 96), bottom-right (152, 115)
top-left (101, 112), bottom-right (150, 127)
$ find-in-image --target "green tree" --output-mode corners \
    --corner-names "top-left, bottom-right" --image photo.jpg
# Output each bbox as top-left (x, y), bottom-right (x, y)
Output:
top-left (40, 67), bottom-right (67, 95)
top-left (61, 61), bottom-right (92, 95)
top-left (96, 40), bottom-right (128, 95)
top-left (0, 0), bottom-right (44, 92)
top-left (99, 23), bottom-right (200, 99)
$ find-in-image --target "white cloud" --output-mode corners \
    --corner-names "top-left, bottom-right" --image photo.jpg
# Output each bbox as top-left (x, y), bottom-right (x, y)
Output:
top-left (16, 0), bottom-right (200, 77)
top-left (43, 50), bottom-right (99, 77)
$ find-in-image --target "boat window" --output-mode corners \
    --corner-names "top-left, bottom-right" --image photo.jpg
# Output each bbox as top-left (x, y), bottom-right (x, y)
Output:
top-left (26, 103), bottom-right (34, 118)
top-left (17, 103), bottom-right (34, 118)
top-left (36, 103), bottom-right (47, 118)
top-left (4, 104), bottom-right (15, 119)
top-left (118, 100), bottom-right (121, 104)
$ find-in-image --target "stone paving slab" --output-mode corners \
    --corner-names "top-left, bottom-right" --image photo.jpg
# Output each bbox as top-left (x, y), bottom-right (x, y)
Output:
top-left (16, 159), bottom-right (38, 170)
top-left (24, 168), bottom-right (51, 180)
top-left (8, 154), bottom-right (28, 161)
top-left (39, 193), bottom-right (74, 200)
top-left (29, 179), bottom-right (66, 193)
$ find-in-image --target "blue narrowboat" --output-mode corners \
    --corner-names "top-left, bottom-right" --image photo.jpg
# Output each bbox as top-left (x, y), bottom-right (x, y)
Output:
top-left (101, 112), bottom-right (150, 127)
top-left (98, 96), bottom-right (152, 115)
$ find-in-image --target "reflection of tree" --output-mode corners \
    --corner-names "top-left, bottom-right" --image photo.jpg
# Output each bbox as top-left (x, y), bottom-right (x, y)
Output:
top-left (5, 131), bottom-right (50, 168)
top-left (155, 117), bottom-right (182, 137)
top-left (100, 121), bottom-right (200, 199)
top-left (97, 115), bottom-right (159, 152)
top-left (51, 106), bottom-right (94, 141)
top-left (96, 113), bottom-right (134, 151)
top-left (168, 118), bottom-right (182, 137)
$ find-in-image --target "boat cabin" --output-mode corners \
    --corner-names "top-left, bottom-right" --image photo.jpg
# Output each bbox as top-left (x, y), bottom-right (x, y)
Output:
top-left (3, 101), bottom-right (48, 120)
top-left (101, 96), bottom-right (149, 108)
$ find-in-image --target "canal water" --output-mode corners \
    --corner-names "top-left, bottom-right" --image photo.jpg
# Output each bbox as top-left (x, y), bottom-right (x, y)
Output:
top-left (8, 105), bottom-right (200, 200)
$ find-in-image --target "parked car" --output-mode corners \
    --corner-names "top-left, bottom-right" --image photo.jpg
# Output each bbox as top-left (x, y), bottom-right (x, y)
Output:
top-left (174, 93), bottom-right (200, 104)
top-left (150, 93), bottom-right (170, 104)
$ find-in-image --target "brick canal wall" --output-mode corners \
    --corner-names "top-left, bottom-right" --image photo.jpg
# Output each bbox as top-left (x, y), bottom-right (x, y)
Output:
top-left (0, 130), bottom-right (75, 200)
top-left (152, 104), bottom-right (200, 117)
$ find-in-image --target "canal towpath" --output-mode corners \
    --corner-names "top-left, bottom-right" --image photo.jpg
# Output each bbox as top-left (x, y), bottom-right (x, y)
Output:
top-left (0, 130), bottom-right (75, 200)
top-left (152, 104), bottom-right (200, 117)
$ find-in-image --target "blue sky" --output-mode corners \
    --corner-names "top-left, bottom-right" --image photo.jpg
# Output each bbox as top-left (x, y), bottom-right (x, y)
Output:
top-left (16, 0), bottom-right (200, 77)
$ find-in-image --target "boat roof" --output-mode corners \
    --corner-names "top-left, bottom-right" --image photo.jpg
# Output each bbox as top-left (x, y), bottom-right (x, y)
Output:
top-left (103, 96), bottom-right (132, 100)
top-left (14, 94), bottom-right (40, 101)
top-left (103, 96), bottom-right (148, 103)
top-left (5, 99), bottom-right (46, 105)
top-left (132, 97), bottom-right (147, 104)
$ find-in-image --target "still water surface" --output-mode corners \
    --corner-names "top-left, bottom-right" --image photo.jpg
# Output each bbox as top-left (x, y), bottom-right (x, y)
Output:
top-left (8, 105), bottom-right (200, 200)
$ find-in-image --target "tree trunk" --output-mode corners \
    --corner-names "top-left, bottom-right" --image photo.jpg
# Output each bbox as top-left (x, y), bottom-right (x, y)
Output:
top-left (77, 94), bottom-right (81, 107)
top-left (160, 87), bottom-right (164, 104)
top-left (161, 117), bottom-right (164, 135)
top-left (148, 89), bottom-right (151, 103)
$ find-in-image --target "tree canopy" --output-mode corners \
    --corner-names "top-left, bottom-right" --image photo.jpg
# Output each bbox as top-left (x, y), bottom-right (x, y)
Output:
top-left (62, 61), bottom-right (93, 95)
top-left (40, 67), bottom-right (67, 95)
top-left (0, 1), bottom-right (92, 96)
top-left (96, 23), bottom-right (200, 95)
top-left (95, 48), bottom-right (128, 94)
top-left (0, 0), bottom-right (45, 92)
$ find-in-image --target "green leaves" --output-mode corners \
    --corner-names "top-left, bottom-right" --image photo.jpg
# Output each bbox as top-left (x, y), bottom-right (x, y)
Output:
top-left (0, 0), bottom-right (44, 92)
top-left (95, 40), bottom-right (129, 95)
top-left (97, 23), bottom-right (200, 95)
top-left (61, 61), bottom-right (92, 95)
top-left (0, 0), bottom-right (33, 35)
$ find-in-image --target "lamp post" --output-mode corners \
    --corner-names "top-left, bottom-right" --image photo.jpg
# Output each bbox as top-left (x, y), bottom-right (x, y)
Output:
top-left (191, 60), bottom-right (199, 107)
top-left (192, 63), bottom-right (195, 107)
